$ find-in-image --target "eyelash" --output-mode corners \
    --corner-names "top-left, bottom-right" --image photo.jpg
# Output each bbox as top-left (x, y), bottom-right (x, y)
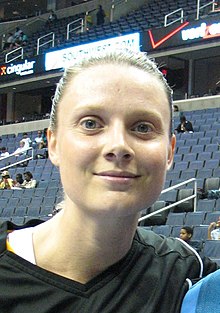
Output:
top-left (132, 122), bottom-right (153, 134)
top-left (79, 118), bottom-right (154, 136)
top-left (80, 118), bottom-right (102, 130)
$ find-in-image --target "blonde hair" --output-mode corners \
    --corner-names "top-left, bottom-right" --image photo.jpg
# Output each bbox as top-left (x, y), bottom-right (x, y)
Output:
top-left (49, 50), bottom-right (173, 135)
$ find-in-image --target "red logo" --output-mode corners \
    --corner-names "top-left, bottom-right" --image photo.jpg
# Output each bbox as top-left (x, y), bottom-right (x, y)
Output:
top-left (148, 21), bottom-right (189, 49)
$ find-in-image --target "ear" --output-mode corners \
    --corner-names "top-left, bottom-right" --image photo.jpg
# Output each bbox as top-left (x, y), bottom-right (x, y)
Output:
top-left (47, 128), bottom-right (60, 167)
top-left (167, 134), bottom-right (176, 171)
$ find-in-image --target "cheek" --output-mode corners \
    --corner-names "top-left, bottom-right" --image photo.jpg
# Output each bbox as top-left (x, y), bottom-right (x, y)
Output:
top-left (139, 142), bottom-right (169, 173)
top-left (59, 135), bottom-right (98, 170)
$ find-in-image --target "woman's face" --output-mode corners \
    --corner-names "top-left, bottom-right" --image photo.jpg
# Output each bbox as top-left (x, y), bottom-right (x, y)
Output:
top-left (48, 63), bottom-right (175, 218)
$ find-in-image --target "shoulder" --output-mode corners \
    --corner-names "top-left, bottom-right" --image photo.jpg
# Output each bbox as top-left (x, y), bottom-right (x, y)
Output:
top-left (0, 220), bottom-right (44, 254)
top-left (136, 227), bottom-right (196, 258)
top-left (136, 227), bottom-right (218, 277)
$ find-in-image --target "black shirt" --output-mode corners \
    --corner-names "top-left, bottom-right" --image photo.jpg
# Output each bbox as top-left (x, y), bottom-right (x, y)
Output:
top-left (0, 221), bottom-right (217, 313)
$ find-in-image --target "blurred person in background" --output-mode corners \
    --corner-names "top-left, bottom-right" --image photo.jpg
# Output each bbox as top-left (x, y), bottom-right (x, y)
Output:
top-left (12, 173), bottom-right (24, 189)
top-left (179, 226), bottom-right (193, 244)
top-left (0, 171), bottom-right (14, 189)
top-left (0, 147), bottom-right (9, 158)
top-left (208, 217), bottom-right (220, 240)
top-left (175, 115), bottom-right (194, 133)
top-left (21, 171), bottom-right (37, 189)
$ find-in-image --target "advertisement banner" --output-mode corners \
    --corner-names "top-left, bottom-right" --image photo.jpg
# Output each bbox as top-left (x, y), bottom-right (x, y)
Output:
top-left (142, 16), bottom-right (220, 53)
top-left (0, 55), bottom-right (44, 83)
top-left (45, 32), bottom-right (141, 71)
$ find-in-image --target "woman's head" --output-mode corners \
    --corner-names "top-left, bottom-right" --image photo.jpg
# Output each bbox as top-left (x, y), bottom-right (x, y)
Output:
top-left (47, 50), bottom-right (176, 217)
top-left (50, 50), bottom-right (173, 136)
top-left (24, 171), bottom-right (33, 181)
top-left (180, 226), bottom-right (193, 242)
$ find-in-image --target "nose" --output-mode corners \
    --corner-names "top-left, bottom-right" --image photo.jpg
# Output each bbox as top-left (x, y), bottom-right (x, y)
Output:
top-left (102, 123), bottom-right (134, 162)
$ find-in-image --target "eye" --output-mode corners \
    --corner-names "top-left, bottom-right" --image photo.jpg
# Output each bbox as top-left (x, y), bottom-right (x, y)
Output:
top-left (80, 118), bottom-right (102, 130)
top-left (132, 122), bottom-right (153, 134)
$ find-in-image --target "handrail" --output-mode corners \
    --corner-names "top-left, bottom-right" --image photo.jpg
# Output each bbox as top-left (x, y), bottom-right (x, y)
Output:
top-left (164, 8), bottom-right (184, 27)
top-left (196, 0), bottom-right (216, 20)
top-left (37, 32), bottom-right (55, 55)
top-left (66, 18), bottom-right (84, 41)
top-left (5, 46), bottom-right (24, 63)
top-left (0, 147), bottom-right (34, 171)
top-left (138, 178), bottom-right (197, 223)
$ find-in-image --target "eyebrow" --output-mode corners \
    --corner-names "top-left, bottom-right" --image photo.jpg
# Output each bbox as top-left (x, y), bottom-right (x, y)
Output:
top-left (72, 103), bottom-right (164, 118)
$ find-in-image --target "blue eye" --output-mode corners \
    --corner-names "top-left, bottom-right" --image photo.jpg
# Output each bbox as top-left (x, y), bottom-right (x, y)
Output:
top-left (133, 123), bottom-right (152, 133)
top-left (81, 119), bottom-right (101, 130)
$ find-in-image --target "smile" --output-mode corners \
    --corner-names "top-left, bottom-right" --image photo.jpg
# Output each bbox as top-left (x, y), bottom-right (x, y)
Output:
top-left (94, 171), bottom-right (141, 183)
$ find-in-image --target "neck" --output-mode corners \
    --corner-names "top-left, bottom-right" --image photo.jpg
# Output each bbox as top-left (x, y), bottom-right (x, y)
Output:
top-left (33, 207), bottom-right (139, 284)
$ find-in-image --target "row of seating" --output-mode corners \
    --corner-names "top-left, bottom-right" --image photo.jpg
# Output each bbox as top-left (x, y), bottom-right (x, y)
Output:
top-left (175, 108), bottom-right (220, 119)
top-left (174, 152), bottom-right (220, 164)
top-left (175, 137), bottom-right (220, 147)
top-left (173, 158), bottom-right (219, 170)
top-left (166, 211), bottom-right (220, 227)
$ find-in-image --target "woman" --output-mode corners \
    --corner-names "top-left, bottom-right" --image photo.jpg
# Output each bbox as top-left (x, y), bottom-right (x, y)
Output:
top-left (21, 171), bottom-right (37, 189)
top-left (0, 170), bottom-right (14, 189)
top-left (0, 50), bottom-right (217, 312)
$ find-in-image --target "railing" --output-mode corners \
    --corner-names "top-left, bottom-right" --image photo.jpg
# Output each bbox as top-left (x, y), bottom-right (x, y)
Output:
top-left (164, 8), bottom-right (184, 27)
top-left (37, 32), bottom-right (55, 55)
top-left (138, 178), bottom-right (197, 223)
top-left (196, 0), bottom-right (216, 20)
top-left (5, 46), bottom-right (24, 63)
top-left (66, 18), bottom-right (84, 41)
top-left (110, 0), bottom-right (128, 22)
top-left (0, 147), bottom-right (34, 172)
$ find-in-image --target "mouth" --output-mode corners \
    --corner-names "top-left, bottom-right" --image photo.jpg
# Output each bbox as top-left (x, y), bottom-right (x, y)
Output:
top-left (94, 171), bottom-right (141, 183)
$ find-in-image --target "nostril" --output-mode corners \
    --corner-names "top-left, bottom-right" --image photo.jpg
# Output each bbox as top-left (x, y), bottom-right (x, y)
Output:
top-left (124, 154), bottom-right (131, 160)
top-left (105, 152), bottom-right (133, 161)
top-left (106, 152), bottom-right (115, 159)
top-left (108, 153), bottom-right (114, 158)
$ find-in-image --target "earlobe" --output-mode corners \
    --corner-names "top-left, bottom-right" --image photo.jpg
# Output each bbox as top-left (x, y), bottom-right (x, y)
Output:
top-left (167, 134), bottom-right (176, 170)
top-left (47, 128), bottom-right (60, 167)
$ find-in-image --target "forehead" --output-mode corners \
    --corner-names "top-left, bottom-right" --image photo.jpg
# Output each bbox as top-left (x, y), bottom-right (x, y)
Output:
top-left (68, 63), bottom-right (166, 94)
top-left (58, 63), bottom-right (170, 120)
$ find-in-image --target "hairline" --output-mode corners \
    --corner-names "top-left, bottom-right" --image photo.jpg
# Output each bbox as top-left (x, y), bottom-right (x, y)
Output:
top-left (49, 51), bottom-right (174, 136)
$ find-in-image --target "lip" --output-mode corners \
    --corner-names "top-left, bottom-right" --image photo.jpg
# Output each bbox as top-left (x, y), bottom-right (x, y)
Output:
top-left (94, 171), bottom-right (141, 182)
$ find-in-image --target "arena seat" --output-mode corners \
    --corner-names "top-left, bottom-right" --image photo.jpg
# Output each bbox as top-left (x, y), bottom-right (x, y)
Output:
top-left (205, 143), bottom-right (219, 153)
top-left (170, 225), bottom-right (182, 237)
top-left (204, 177), bottom-right (220, 193)
top-left (166, 212), bottom-right (186, 226)
top-left (182, 153), bottom-right (197, 162)
top-left (197, 199), bottom-right (216, 212)
top-left (184, 212), bottom-right (206, 227)
top-left (173, 188), bottom-right (194, 212)
top-left (180, 169), bottom-right (196, 181)
top-left (159, 189), bottom-right (178, 203)
top-left (204, 159), bottom-right (219, 170)
top-left (197, 152), bottom-right (212, 162)
top-left (193, 225), bottom-right (209, 241)
top-left (152, 225), bottom-right (172, 237)
top-left (204, 212), bottom-right (220, 225)
top-left (14, 207), bottom-right (27, 217)
top-left (203, 240), bottom-right (220, 258)
top-left (188, 160), bottom-right (204, 171)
